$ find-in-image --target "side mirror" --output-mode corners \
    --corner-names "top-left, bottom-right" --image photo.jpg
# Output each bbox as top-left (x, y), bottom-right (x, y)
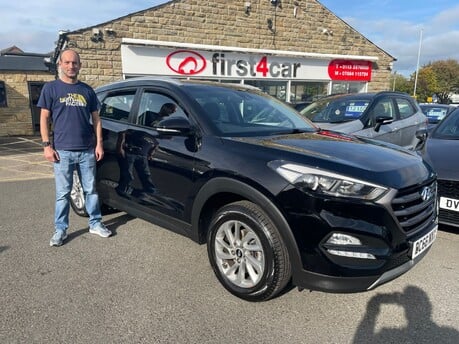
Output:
top-left (156, 117), bottom-right (193, 136)
top-left (374, 116), bottom-right (394, 132)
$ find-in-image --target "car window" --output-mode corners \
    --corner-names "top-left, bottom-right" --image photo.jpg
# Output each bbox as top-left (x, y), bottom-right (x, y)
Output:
top-left (421, 106), bottom-right (448, 116)
top-left (137, 91), bottom-right (187, 127)
top-left (396, 98), bottom-right (416, 119)
top-left (99, 91), bottom-right (136, 121)
top-left (366, 98), bottom-right (394, 126)
top-left (432, 109), bottom-right (459, 139)
top-left (184, 84), bottom-right (314, 136)
top-left (301, 97), bottom-right (370, 123)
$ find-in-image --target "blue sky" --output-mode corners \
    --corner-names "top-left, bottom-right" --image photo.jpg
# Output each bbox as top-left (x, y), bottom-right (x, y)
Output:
top-left (1, 0), bottom-right (458, 77)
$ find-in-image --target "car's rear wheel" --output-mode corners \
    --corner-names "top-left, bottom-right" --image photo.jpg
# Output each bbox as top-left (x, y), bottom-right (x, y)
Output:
top-left (70, 170), bottom-right (88, 217)
top-left (207, 200), bottom-right (291, 301)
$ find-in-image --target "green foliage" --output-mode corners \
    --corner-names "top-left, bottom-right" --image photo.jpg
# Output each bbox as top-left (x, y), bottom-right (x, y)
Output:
top-left (394, 59), bottom-right (459, 103)
top-left (429, 59), bottom-right (459, 103)
top-left (390, 73), bottom-right (412, 95)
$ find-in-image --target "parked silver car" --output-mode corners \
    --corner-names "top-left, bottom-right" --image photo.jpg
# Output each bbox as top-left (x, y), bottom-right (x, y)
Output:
top-left (300, 92), bottom-right (428, 149)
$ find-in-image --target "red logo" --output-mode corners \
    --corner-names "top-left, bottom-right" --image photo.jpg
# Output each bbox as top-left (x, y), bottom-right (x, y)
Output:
top-left (166, 50), bottom-right (207, 75)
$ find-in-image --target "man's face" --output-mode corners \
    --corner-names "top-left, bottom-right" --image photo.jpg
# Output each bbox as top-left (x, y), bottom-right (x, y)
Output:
top-left (59, 51), bottom-right (81, 80)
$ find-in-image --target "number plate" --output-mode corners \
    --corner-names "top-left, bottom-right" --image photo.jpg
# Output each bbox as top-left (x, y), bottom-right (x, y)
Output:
top-left (439, 197), bottom-right (459, 212)
top-left (411, 226), bottom-right (437, 259)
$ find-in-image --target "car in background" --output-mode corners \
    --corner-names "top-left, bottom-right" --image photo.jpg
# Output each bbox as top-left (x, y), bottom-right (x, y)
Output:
top-left (300, 92), bottom-right (427, 150)
top-left (419, 103), bottom-right (455, 125)
top-left (417, 107), bottom-right (459, 228)
top-left (70, 78), bottom-right (437, 301)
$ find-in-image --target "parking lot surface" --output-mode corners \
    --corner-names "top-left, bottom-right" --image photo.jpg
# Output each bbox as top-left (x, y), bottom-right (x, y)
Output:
top-left (0, 136), bottom-right (53, 182)
top-left (0, 137), bottom-right (458, 343)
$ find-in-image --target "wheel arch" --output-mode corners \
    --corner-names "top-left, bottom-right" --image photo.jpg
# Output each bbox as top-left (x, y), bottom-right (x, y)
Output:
top-left (191, 177), bottom-right (302, 272)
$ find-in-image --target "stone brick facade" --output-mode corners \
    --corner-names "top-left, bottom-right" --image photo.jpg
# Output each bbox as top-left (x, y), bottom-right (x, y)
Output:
top-left (1, 0), bottom-right (395, 136)
top-left (0, 71), bottom-right (54, 136)
top-left (64, 0), bottom-right (394, 89)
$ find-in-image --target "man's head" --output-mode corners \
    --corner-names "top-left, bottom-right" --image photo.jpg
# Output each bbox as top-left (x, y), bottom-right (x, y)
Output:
top-left (159, 103), bottom-right (177, 116)
top-left (58, 49), bottom-right (81, 83)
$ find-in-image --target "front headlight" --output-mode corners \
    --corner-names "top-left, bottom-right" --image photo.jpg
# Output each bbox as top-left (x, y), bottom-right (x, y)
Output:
top-left (269, 161), bottom-right (388, 200)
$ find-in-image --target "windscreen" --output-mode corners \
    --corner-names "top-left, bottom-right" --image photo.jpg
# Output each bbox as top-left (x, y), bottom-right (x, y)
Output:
top-left (184, 84), bottom-right (316, 136)
top-left (301, 97), bottom-right (370, 123)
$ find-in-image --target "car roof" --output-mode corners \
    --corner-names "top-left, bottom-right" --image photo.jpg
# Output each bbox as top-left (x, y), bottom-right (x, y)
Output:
top-left (95, 76), bottom-right (259, 93)
top-left (419, 103), bottom-right (452, 107)
top-left (315, 91), bottom-right (412, 102)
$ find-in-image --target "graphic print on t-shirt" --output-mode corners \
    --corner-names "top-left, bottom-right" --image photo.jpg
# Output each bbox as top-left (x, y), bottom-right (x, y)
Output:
top-left (60, 93), bottom-right (87, 107)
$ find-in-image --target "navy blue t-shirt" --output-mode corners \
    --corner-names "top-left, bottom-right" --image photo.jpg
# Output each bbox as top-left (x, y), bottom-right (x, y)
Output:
top-left (37, 79), bottom-right (100, 150)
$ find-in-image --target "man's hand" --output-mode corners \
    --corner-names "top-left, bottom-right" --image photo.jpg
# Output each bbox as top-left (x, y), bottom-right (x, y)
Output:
top-left (95, 144), bottom-right (104, 161)
top-left (43, 146), bottom-right (59, 162)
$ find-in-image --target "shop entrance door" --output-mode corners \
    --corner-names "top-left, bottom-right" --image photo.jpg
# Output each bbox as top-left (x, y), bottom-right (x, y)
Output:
top-left (28, 82), bottom-right (45, 134)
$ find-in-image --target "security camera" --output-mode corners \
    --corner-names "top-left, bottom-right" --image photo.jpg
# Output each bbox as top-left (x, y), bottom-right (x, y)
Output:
top-left (245, 1), bottom-right (251, 15)
top-left (270, 0), bottom-right (279, 6)
top-left (91, 28), bottom-right (103, 42)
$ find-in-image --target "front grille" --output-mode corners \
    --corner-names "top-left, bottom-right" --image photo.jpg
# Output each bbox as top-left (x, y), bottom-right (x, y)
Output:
top-left (391, 181), bottom-right (437, 234)
top-left (437, 179), bottom-right (459, 198)
top-left (438, 179), bottom-right (459, 225)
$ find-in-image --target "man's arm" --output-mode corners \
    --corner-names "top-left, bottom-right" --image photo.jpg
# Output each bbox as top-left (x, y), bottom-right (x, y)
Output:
top-left (92, 110), bottom-right (104, 161)
top-left (40, 108), bottom-right (59, 162)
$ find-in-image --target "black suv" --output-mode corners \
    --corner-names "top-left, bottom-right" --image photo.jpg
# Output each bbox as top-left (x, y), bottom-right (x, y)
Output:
top-left (70, 78), bottom-right (438, 301)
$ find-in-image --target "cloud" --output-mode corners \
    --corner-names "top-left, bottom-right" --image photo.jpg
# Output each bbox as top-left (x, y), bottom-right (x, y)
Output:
top-left (342, 4), bottom-right (459, 77)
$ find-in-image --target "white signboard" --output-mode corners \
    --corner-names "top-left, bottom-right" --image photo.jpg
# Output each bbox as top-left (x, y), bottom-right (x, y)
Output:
top-left (121, 44), bottom-right (331, 80)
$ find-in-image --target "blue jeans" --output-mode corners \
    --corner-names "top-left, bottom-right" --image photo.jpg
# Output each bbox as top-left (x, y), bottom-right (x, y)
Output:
top-left (53, 149), bottom-right (102, 231)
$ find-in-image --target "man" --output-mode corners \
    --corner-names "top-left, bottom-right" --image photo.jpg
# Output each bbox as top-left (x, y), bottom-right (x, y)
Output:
top-left (38, 49), bottom-right (111, 247)
top-left (145, 102), bottom-right (177, 126)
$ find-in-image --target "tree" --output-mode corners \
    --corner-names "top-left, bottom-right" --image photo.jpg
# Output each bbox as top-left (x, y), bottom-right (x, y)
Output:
top-left (429, 59), bottom-right (459, 103)
top-left (412, 66), bottom-right (438, 102)
top-left (390, 73), bottom-right (412, 94)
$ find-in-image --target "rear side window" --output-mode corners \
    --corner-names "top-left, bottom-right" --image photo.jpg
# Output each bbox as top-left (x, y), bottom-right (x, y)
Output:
top-left (396, 98), bottom-right (416, 119)
top-left (99, 91), bottom-right (136, 121)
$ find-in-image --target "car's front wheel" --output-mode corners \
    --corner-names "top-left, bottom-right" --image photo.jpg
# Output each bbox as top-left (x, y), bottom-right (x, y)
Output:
top-left (207, 201), bottom-right (291, 301)
top-left (70, 171), bottom-right (88, 217)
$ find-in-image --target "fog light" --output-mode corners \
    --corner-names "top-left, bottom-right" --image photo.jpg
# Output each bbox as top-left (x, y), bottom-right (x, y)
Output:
top-left (327, 249), bottom-right (376, 259)
top-left (326, 233), bottom-right (376, 259)
top-left (327, 233), bottom-right (361, 245)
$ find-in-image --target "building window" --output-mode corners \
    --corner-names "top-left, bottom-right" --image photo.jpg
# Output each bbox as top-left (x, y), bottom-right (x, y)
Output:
top-left (0, 81), bottom-right (7, 107)
top-left (331, 81), bottom-right (367, 94)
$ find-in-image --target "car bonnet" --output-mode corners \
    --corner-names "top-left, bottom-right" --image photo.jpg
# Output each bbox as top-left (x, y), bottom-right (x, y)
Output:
top-left (234, 130), bottom-right (432, 189)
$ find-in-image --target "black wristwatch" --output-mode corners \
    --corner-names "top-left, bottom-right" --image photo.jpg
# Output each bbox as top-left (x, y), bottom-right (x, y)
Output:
top-left (42, 141), bottom-right (51, 147)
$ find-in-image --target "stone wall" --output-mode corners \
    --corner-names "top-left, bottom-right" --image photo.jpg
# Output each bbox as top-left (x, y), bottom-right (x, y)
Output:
top-left (65, 0), bottom-right (394, 90)
top-left (1, 0), bottom-right (395, 135)
top-left (0, 72), bottom-right (54, 136)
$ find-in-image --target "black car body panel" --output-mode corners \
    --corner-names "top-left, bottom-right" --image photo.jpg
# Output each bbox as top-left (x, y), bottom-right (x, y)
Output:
top-left (86, 77), bottom-right (437, 298)
top-left (418, 107), bottom-right (459, 228)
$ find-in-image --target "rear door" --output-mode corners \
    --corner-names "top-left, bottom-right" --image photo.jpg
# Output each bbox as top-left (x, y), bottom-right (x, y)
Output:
top-left (395, 97), bottom-right (426, 149)
top-left (97, 89), bottom-right (137, 201)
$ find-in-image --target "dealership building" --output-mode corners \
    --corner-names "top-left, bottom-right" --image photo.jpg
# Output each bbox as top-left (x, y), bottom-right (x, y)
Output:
top-left (0, 0), bottom-right (395, 136)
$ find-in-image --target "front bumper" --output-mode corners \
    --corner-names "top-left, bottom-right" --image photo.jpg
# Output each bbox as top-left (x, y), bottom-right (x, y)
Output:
top-left (292, 228), bottom-right (435, 293)
top-left (279, 181), bottom-right (437, 293)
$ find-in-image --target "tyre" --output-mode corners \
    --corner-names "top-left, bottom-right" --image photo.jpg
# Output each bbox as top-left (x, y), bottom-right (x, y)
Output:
top-left (70, 170), bottom-right (88, 217)
top-left (207, 200), bottom-right (291, 301)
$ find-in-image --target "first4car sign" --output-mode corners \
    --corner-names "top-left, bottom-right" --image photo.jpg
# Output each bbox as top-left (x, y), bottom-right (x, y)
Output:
top-left (121, 44), bottom-right (373, 81)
